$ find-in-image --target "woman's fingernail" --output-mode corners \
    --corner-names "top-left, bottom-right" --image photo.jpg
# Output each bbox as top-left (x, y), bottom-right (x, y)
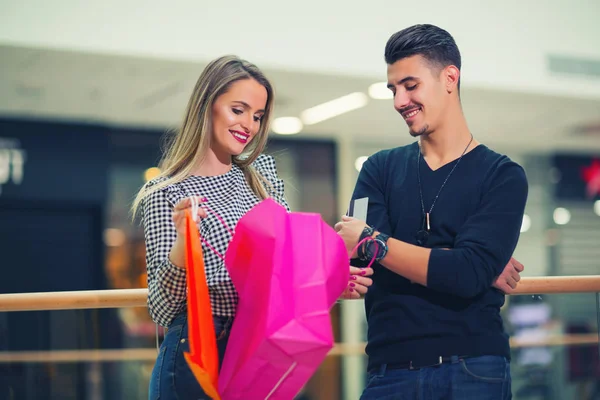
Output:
top-left (349, 288), bottom-right (354, 292)
top-left (350, 276), bottom-right (357, 280)
top-left (349, 283), bottom-right (356, 287)
top-left (360, 270), bottom-right (366, 275)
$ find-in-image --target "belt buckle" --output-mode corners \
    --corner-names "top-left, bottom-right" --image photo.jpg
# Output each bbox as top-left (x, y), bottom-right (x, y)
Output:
top-left (408, 356), bottom-right (443, 370)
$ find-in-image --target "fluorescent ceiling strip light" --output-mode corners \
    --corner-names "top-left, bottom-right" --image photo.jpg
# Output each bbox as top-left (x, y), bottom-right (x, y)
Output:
top-left (368, 82), bottom-right (393, 99)
top-left (272, 116), bottom-right (303, 135)
top-left (300, 92), bottom-right (368, 125)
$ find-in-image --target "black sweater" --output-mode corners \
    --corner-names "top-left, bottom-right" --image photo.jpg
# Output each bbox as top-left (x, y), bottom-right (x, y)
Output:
top-left (350, 142), bottom-right (528, 370)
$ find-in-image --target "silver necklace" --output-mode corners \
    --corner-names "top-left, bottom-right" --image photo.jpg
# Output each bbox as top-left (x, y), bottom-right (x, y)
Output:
top-left (416, 134), bottom-right (474, 246)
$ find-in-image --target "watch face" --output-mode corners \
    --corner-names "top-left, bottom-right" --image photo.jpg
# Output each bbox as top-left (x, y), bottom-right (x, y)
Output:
top-left (366, 238), bottom-right (385, 260)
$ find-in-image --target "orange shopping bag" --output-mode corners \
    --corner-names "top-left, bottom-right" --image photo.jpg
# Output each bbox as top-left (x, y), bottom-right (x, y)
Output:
top-left (182, 206), bottom-right (221, 400)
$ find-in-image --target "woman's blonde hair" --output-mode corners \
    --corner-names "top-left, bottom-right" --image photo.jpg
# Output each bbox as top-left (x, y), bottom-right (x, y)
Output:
top-left (131, 55), bottom-right (274, 218)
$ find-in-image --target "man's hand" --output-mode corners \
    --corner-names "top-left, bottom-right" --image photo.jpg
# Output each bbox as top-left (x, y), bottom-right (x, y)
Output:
top-left (492, 257), bottom-right (524, 294)
top-left (340, 266), bottom-right (374, 299)
top-left (334, 216), bottom-right (368, 258)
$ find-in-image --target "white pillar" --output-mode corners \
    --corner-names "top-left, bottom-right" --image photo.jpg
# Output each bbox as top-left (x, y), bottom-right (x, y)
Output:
top-left (336, 136), bottom-right (366, 399)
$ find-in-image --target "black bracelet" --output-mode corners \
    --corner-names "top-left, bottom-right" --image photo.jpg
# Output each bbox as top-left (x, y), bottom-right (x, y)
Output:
top-left (359, 225), bottom-right (375, 243)
top-left (358, 237), bottom-right (372, 260)
top-left (358, 225), bottom-right (375, 261)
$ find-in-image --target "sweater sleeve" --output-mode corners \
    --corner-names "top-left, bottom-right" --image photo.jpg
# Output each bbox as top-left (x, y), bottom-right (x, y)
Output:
top-left (350, 152), bottom-right (392, 234)
top-left (426, 161), bottom-right (528, 298)
top-left (253, 154), bottom-right (290, 212)
top-left (349, 152), bottom-right (393, 267)
top-left (142, 183), bottom-right (188, 327)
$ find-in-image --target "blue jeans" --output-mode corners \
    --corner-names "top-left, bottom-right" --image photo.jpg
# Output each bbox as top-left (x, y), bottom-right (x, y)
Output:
top-left (360, 355), bottom-right (512, 400)
top-left (149, 313), bottom-right (232, 400)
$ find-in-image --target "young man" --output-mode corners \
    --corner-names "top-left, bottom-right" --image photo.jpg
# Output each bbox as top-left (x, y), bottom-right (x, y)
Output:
top-left (335, 24), bottom-right (528, 399)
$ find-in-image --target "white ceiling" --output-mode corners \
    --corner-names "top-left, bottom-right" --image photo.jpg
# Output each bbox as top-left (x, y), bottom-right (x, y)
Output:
top-left (1, 1), bottom-right (599, 156)
top-left (1, 44), bottom-right (599, 155)
top-left (2, 0), bottom-right (600, 99)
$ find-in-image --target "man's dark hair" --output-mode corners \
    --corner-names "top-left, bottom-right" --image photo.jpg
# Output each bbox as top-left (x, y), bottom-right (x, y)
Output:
top-left (385, 24), bottom-right (462, 90)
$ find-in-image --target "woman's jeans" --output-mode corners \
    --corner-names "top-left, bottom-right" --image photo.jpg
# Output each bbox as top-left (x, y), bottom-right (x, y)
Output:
top-left (149, 313), bottom-right (232, 400)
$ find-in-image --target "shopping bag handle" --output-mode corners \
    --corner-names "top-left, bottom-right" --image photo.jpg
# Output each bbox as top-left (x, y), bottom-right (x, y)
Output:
top-left (350, 236), bottom-right (378, 270)
top-left (189, 196), bottom-right (235, 261)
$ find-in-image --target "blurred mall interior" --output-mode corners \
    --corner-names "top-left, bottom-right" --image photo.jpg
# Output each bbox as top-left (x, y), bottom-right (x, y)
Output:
top-left (0, 1), bottom-right (599, 399)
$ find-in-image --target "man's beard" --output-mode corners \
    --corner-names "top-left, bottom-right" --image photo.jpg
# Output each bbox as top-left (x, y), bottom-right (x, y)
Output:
top-left (409, 124), bottom-right (430, 137)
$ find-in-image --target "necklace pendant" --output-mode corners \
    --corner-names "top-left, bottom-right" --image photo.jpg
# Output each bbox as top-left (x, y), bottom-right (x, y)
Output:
top-left (426, 213), bottom-right (431, 231)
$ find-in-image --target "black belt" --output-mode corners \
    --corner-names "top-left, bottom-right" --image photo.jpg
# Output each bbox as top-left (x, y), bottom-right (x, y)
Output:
top-left (385, 355), bottom-right (472, 371)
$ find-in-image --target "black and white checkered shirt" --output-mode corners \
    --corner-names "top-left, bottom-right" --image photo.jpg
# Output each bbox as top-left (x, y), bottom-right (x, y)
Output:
top-left (142, 154), bottom-right (289, 327)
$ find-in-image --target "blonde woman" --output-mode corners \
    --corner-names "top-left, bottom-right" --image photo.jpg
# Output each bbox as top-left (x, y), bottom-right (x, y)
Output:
top-left (132, 56), bottom-right (373, 400)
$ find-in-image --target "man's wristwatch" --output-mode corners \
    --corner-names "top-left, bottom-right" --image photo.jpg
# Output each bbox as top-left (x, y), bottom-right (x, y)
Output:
top-left (364, 232), bottom-right (390, 262)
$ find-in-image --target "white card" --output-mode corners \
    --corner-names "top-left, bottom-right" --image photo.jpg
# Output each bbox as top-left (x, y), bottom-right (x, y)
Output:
top-left (350, 197), bottom-right (369, 222)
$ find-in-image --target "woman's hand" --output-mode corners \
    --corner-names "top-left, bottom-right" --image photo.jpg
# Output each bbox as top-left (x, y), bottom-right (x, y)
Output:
top-left (340, 266), bottom-right (374, 299)
top-left (172, 196), bottom-right (207, 236)
top-left (169, 196), bottom-right (207, 269)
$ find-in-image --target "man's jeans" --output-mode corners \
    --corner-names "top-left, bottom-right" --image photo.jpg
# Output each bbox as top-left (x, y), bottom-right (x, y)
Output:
top-left (360, 355), bottom-right (511, 400)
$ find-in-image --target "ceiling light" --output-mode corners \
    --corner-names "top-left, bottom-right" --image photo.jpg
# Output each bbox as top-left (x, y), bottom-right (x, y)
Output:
top-left (368, 82), bottom-right (393, 100)
top-left (300, 92), bottom-right (368, 125)
top-left (355, 156), bottom-right (369, 172)
top-left (272, 117), bottom-right (303, 135)
top-left (553, 207), bottom-right (571, 225)
top-left (520, 214), bottom-right (531, 233)
top-left (594, 200), bottom-right (600, 217)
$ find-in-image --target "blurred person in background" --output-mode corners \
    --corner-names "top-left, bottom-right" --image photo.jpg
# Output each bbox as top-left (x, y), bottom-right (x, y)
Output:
top-left (132, 55), bottom-right (373, 400)
top-left (335, 24), bottom-right (528, 399)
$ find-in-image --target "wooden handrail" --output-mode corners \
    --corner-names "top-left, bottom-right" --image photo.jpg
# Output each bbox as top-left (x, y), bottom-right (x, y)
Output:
top-left (512, 275), bottom-right (600, 295)
top-left (0, 276), bottom-right (599, 312)
top-left (0, 288), bottom-right (147, 312)
top-left (0, 334), bottom-right (597, 363)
